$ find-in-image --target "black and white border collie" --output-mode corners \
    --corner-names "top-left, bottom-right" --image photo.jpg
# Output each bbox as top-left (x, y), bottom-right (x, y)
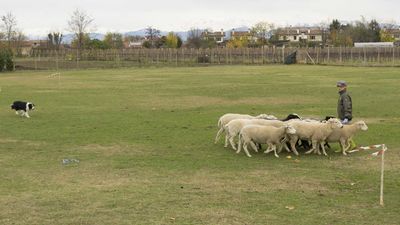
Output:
top-left (11, 101), bottom-right (35, 118)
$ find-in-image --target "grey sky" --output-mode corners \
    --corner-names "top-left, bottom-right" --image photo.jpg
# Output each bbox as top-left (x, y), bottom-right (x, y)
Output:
top-left (1, 0), bottom-right (399, 35)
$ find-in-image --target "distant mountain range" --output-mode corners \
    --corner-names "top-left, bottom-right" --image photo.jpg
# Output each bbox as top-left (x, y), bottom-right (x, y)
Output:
top-left (28, 26), bottom-right (251, 44)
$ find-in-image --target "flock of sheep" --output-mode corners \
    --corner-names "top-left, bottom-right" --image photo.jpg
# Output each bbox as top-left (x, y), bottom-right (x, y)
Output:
top-left (214, 113), bottom-right (368, 158)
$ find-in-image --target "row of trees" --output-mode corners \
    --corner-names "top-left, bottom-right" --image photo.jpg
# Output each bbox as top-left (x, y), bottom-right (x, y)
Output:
top-left (66, 10), bottom-right (183, 50)
top-left (1, 10), bottom-right (399, 53)
top-left (328, 18), bottom-right (397, 46)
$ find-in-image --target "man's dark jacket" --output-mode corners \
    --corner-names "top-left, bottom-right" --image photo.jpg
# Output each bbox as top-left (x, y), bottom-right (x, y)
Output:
top-left (337, 90), bottom-right (352, 120)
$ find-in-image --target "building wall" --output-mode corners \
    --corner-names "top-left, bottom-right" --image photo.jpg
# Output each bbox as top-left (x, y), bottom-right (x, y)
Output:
top-left (279, 34), bottom-right (322, 42)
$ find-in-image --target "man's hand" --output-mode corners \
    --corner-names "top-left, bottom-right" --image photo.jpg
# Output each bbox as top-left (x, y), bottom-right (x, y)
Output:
top-left (342, 118), bottom-right (349, 124)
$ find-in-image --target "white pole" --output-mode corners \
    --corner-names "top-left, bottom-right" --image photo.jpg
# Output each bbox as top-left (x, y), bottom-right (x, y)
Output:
top-left (380, 145), bottom-right (385, 206)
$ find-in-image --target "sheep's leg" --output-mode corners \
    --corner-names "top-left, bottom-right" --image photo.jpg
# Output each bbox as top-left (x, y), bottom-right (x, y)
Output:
top-left (242, 142), bottom-right (252, 157)
top-left (224, 134), bottom-right (229, 148)
top-left (305, 140), bottom-right (312, 150)
top-left (340, 139), bottom-right (348, 155)
top-left (281, 137), bottom-right (291, 153)
top-left (320, 141), bottom-right (328, 156)
top-left (284, 143), bottom-right (291, 152)
top-left (343, 139), bottom-right (352, 152)
top-left (289, 137), bottom-right (300, 156)
top-left (325, 142), bottom-right (331, 149)
top-left (315, 141), bottom-right (321, 155)
top-left (264, 145), bottom-right (270, 153)
top-left (277, 143), bottom-right (284, 154)
top-left (249, 141), bottom-right (259, 153)
top-left (228, 136), bottom-right (237, 150)
top-left (237, 134), bottom-right (242, 153)
top-left (215, 128), bottom-right (224, 144)
top-left (305, 140), bottom-right (318, 154)
top-left (264, 143), bottom-right (274, 154)
top-left (272, 145), bottom-right (279, 158)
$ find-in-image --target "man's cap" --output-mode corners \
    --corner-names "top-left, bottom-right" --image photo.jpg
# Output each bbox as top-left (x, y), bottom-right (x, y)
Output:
top-left (336, 80), bottom-right (347, 87)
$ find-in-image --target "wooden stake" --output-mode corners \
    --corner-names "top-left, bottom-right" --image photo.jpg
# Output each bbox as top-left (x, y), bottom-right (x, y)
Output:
top-left (380, 145), bottom-right (386, 206)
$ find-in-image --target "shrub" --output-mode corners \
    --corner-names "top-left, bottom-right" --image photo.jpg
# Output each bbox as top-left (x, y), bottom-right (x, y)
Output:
top-left (5, 49), bottom-right (14, 71)
top-left (0, 48), bottom-right (14, 72)
top-left (0, 52), bottom-right (4, 72)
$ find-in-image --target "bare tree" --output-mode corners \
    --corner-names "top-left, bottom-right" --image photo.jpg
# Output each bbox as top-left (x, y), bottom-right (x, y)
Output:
top-left (318, 21), bottom-right (330, 46)
top-left (48, 32), bottom-right (63, 49)
top-left (186, 28), bottom-right (202, 48)
top-left (68, 9), bottom-right (94, 50)
top-left (1, 12), bottom-right (17, 47)
top-left (14, 31), bottom-right (27, 56)
top-left (251, 21), bottom-right (274, 46)
top-left (145, 26), bottom-right (160, 48)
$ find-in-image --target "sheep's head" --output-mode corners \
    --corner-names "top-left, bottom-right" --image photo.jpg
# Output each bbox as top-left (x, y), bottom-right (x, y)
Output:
top-left (356, 121), bottom-right (368, 131)
top-left (327, 118), bottom-right (343, 128)
top-left (257, 114), bottom-right (278, 120)
top-left (284, 124), bottom-right (296, 134)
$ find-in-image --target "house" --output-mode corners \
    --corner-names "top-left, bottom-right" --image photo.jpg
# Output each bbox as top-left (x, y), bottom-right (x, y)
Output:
top-left (124, 36), bottom-right (147, 48)
top-left (201, 29), bottom-right (225, 43)
top-left (230, 29), bottom-right (252, 41)
top-left (124, 40), bottom-right (145, 48)
top-left (276, 27), bottom-right (323, 43)
top-left (386, 28), bottom-right (400, 41)
top-left (0, 40), bottom-right (44, 56)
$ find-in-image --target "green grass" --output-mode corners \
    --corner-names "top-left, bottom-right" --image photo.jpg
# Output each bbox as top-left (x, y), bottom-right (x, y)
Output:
top-left (0, 65), bottom-right (399, 225)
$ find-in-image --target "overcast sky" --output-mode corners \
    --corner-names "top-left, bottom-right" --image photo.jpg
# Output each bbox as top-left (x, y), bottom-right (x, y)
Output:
top-left (1, 0), bottom-right (399, 36)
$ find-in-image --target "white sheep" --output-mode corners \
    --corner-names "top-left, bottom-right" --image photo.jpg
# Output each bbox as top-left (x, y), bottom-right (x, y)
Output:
top-left (214, 113), bottom-right (277, 145)
top-left (237, 124), bottom-right (297, 158)
top-left (223, 118), bottom-right (285, 150)
top-left (323, 121), bottom-right (368, 155)
top-left (286, 118), bottom-right (343, 156)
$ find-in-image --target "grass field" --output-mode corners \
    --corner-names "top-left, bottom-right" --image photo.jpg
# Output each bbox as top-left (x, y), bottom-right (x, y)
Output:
top-left (0, 65), bottom-right (399, 225)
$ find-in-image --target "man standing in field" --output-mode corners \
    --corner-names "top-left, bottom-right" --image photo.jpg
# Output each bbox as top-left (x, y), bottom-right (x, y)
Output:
top-left (337, 80), bottom-right (356, 150)
top-left (337, 80), bottom-right (352, 124)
